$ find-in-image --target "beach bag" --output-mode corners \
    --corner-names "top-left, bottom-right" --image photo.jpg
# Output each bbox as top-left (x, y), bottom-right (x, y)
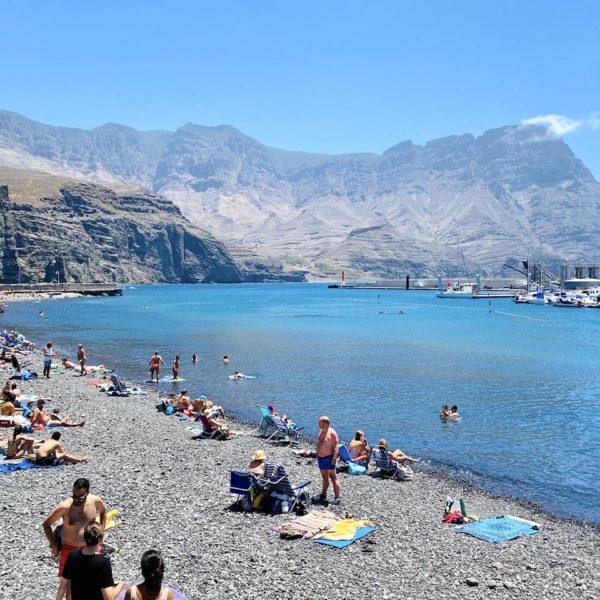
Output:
top-left (347, 462), bottom-right (367, 476)
top-left (395, 465), bottom-right (414, 481)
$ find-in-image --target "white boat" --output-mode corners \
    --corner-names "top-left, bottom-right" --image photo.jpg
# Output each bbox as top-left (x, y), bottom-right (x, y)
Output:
top-left (514, 288), bottom-right (550, 304)
top-left (435, 235), bottom-right (478, 298)
top-left (548, 278), bottom-right (600, 308)
top-left (436, 280), bottom-right (478, 298)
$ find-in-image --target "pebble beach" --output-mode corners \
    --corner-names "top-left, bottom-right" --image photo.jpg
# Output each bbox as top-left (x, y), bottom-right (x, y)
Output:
top-left (1, 347), bottom-right (600, 600)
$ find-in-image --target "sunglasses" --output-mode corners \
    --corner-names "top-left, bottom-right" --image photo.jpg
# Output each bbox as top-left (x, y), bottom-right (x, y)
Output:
top-left (72, 491), bottom-right (89, 504)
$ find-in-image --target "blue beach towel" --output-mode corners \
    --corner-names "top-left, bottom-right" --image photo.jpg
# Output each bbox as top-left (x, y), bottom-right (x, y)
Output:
top-left (313, 526), bottom-right (376, 548)
top-left (455, 515), bottom-right (543, 543)
top-left (0, 459), bottom-right (63, 474)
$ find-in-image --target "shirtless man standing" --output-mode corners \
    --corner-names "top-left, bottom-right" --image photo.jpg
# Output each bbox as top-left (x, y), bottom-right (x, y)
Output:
top-left (172, 355), bottom-right (180, 380)
top-left (316, 415), bottom-right (341, 504)
top-left (35, 431), bottom-right (88, 465)
top-left (77, 344), bottom-right (87, 376)
top-left (43, 478), bottom-right (107, 582)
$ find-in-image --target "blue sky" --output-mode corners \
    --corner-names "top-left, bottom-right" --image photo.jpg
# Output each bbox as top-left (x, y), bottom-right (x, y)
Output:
top-left (3, 0), bottom-right (599, 176)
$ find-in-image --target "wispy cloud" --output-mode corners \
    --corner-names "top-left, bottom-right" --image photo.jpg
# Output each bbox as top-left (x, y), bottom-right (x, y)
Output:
top-left (521, 113), bottom-right (600, 138)
top-left (521, 114), bottom-right (582, 137)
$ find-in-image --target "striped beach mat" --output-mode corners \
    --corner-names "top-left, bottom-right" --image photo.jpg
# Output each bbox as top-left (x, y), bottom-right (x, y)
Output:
top-left (455, 515), bottom-right (543, 543)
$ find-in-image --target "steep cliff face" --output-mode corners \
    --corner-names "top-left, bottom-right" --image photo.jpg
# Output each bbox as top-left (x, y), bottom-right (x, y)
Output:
top-left (0, 167), bottom-right (302, 283)
top-left (2, 111), bottom-right (600, 277)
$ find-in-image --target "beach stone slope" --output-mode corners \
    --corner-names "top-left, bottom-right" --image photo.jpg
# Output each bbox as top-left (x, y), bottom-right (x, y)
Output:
top-left (0, 354), bottom-right (599, 599)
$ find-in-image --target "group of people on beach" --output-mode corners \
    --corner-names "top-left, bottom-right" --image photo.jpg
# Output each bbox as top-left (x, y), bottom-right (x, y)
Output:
top-left (46, 478), bottom-right (175, 600)
top-left (1, 331), bottom-right (431, 598)
top-left (1, 339), bottom-right (90, 468)
top-left (147, 351), bottom-right (231, 382)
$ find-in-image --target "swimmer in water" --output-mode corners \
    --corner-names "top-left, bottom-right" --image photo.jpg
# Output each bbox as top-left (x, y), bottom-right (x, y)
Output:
top-left (449, 405), bottom-right (460, 420)
top-left (221, 355), bottom-right (229, 365)
top-left (233, 371), bottom-right (245, 380)
top-left (192, 353), bottom-right (198, 363)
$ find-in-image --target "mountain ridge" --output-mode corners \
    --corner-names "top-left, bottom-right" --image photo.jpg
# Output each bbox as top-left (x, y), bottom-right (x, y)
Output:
top-left (1, 110), bottom-right (599, 278)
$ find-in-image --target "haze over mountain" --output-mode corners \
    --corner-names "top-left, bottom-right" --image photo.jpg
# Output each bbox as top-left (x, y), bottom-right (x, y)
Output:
top-left (2, 110), bottom-right (599, 279)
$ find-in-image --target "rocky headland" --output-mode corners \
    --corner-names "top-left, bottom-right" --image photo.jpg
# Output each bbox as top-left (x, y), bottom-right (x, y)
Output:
top-left (0, 166), bottom-right (305, 284)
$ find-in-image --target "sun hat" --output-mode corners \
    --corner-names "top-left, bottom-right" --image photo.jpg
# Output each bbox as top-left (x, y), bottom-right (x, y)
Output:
top-left (252, 450), bottom-right (267, 461)
top-left (199, 394), bottom-right (207, 400)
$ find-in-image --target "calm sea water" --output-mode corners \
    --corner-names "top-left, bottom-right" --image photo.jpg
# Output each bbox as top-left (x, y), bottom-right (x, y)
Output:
top-left (6, 284), bottom-right (600, 522)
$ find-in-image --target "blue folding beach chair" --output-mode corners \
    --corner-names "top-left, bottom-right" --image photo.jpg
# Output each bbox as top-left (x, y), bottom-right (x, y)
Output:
top-left (256, 464), bottom-right (311, 513)
top-left (371, 446), bottom-right (413, 481)
top-left (229, 470), bottom-right (255, 505)
top-left (337, 444), bottom-right (369, 472)
top-left (257, 405), bottom-right (277, 438)
top-left (266, 415), bottom-right (304, 444)
top-left (109, 374), bottom-right (131, 397)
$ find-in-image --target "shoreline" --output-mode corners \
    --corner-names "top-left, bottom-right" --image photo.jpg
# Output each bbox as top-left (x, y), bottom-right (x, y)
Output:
top-left (1, 339), bottom-right (599, 598)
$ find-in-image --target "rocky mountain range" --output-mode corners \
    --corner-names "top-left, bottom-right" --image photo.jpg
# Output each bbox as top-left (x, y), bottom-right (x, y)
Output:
top-left (0, 166), bottom-right (302, 284)
top-left (2, 109), bottom-right (599, 279)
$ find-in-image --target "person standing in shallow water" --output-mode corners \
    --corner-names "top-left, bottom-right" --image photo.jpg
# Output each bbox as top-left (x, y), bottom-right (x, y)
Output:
top-left (172, 355), bottom-right (180, 380)
top-left (77, 344), bottom-right (87, 376)
top-left (43, 341), bottom-right (54, 379)
top-left (148, 352), bottom-right (164, 382)
top-left (316, 415), bottom-right (341, 504)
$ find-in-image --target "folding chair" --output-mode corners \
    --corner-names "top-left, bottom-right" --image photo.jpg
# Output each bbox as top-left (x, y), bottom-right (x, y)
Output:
top-left (108, 374), bottom-right (131, 397)
top-left (229, 470), bottom-right (255, 505)
top-left (260, 464), bottom-right (311, 513)
top-left (192, 414), bottom-right (226, 440)
top-left (338, 444), bottom-right (368, 466)
top-left (266, 415), bottom-right (304, 444)
top-left (371, 446), bottom-right (413, 481)
top-left (257, 405), bottom-right (277, 438)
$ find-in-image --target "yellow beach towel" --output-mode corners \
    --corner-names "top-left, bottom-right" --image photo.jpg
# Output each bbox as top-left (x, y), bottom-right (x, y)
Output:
top-left (313, 519), bottom-right (372, 542)
top-left (97, 508), bottom-right (119, 532)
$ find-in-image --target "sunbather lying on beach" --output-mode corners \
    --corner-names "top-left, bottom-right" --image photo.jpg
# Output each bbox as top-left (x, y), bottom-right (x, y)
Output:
top-left (61, 358), bottom-right (107, 372)
top-left (31, 400), bottom-right (85, 428)
top-left (377, 438), bottom-right (419, 464)
top-left (5, 424), bottom-right (36, 459)
top-left (35, 431), bottom-right (88, 465)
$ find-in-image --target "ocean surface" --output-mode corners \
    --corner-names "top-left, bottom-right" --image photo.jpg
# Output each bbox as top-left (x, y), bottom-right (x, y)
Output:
top-left (6, 284), bottom-right (600, 523)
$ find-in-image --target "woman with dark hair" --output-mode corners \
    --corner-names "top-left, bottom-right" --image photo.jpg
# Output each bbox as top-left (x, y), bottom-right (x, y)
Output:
top-left (125, 550), bottom-right (174, 600)
top-left (56, 520), bottom-right (123, 600)
top-left (6, 424), bottom-right (35, 459)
